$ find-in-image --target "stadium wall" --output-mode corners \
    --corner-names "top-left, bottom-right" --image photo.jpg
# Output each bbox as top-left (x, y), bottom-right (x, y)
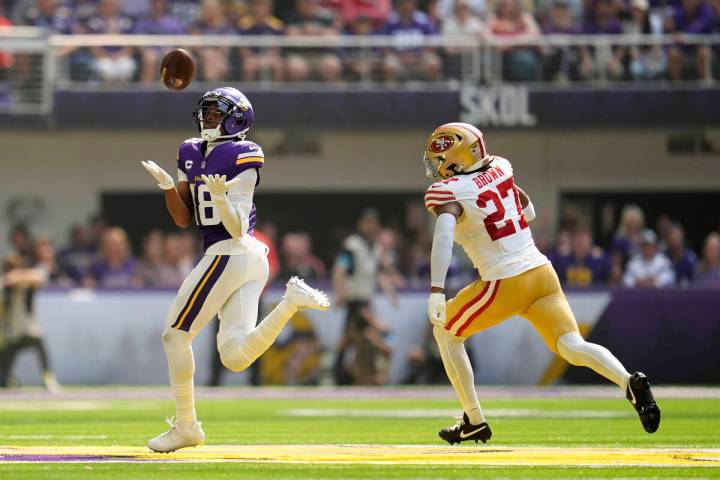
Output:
top-left (0, 129), bottom-right (717, 250)
top-left (11, 289), bottom-right (719, 386)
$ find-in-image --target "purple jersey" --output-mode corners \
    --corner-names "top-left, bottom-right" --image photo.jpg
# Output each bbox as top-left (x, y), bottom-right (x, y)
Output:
top-left (550, 250), bottom-right (612, 287)
top-left (178, 138), bottom-right (264, 252)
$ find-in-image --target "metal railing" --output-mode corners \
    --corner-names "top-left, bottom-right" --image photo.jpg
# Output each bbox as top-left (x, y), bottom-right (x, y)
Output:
top-left (0, 28), bottom-right (718, 114)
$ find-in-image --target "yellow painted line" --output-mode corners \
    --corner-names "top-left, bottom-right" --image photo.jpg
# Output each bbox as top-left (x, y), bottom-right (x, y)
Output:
top-left (1, 445), bottom-right (719, 466)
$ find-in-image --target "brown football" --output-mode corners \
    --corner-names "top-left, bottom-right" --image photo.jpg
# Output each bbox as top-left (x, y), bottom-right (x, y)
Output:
top-left (160, 49), bottom-right (195, 91)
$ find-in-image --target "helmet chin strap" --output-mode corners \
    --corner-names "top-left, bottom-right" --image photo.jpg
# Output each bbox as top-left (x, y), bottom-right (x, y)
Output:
top-left (201, 127), bottom-right (221, 142)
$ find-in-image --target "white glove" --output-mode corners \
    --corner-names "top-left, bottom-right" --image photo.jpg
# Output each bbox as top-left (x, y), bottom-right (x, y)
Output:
top-left (427, 292), bottom-right (447, 327)
top-left (201, 174), bottom-right (242, 202)
top-left (141, 160), bottom-right (174, 191)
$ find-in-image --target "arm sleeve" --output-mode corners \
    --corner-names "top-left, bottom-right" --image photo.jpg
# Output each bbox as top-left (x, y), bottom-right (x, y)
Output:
top-left (430, 212), bottom-right (457, 289)
top-left (211, 169), bottom-right (257, 239)
top-left (523, 200), bottom-right (536, 222)
top-left (177, 169), bottom-right (188, 182)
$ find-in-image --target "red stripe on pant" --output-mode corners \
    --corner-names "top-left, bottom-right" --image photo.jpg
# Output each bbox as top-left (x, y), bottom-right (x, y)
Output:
top-left (445, 281), bottom-right (491, 331)
top-left (455, 280), bottom-right (501, 337)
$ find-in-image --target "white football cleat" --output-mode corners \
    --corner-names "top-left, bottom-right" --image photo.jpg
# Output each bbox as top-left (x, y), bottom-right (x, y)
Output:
top-left (283, 276), bottom-right (330, 311)
top-left (147, 417), bottom-right (205, 453)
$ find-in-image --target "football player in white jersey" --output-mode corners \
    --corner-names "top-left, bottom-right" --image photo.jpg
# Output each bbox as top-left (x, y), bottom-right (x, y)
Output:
top-left (423, 122), bottom-right (660, 444)
top-left (141, 87), bottom-right (330, 452)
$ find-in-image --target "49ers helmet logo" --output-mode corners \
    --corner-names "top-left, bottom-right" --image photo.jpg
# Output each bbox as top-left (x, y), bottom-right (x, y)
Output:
top-left (430, 135), bottom-right (455, 153)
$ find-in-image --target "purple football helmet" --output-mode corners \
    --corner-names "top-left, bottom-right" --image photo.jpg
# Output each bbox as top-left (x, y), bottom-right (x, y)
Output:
top-left (193, 87), bottom-right (254, 142)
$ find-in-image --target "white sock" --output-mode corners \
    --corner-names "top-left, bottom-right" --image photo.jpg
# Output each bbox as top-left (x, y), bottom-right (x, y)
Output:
top-left (433, 326), bottom-right (486, 425)
top-left (162, 328), bottom-right (197, 427)
top-left (557, 332), bottom-right (631, 390)
top-left (218, 300), bottom-right (296, 372)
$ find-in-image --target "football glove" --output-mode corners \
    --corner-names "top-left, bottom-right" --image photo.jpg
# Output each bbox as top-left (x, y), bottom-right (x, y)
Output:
top-left (201, 174), bottom-right (242, 202)
top-left (427, 292), bottom-right (447, 328)
top-left (141, 160), bottom-right (174, 191)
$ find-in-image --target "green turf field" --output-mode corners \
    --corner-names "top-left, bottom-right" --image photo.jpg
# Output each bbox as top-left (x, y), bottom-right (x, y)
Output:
top-left (0, 387), bottom-right (718, 479)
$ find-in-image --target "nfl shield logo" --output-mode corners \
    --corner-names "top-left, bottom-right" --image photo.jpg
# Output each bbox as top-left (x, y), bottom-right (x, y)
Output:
top-left (201, 161), bottom-right (206, 169)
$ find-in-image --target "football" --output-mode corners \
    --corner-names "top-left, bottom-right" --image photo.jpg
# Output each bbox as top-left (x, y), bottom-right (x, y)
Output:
top-left (160, 48), bottom-right (194, 91)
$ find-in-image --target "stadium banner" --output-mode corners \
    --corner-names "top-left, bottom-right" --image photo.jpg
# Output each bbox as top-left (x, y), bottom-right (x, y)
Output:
top-left (563, 289), bottom-right (720, 385)
top-left (16, 289), bottom-right (717, 386)
top-left (43, 88), bottom-right (720, 129)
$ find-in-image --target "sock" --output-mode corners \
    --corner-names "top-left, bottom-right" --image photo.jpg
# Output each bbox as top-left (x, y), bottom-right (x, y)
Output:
top-left (433, 326), bottom-right (486, 425)
top-left (557, 332), bottom-right (631, 390)
top-left (218, 300), bottom-right (296, 372)
top-left (162, 328), bottom-right (197, 427)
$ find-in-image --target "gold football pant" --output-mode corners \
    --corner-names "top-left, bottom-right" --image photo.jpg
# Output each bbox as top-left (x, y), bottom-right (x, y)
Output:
top-left (444, 263), bottom-right (578, 352)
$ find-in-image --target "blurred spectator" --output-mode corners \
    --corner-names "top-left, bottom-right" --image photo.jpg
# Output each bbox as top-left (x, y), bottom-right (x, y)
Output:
top-left (86, 0), bottom-right (137, 83)
top-left (0, 245), bottom-right (60, 391)
top-left (164, 233), bottom-right (196, 283)
top-left (136, 229), bottom-right (187, 288)
top-left (376, 228), bottom-right (407, 304)
top-left (9, 224), bottom-right (34, 259)
top-left (84, 227), bottom-right (140, 289)
top-left (18, 0), bottom-right (73, 32)
top-left (486, 0), bottom-right (542, 81)
top-left (341, 15), bottom-right (377, 81)
top-left (622, 229), bottom-right (675, 288)
top-left (436, 0), bottom-right (487, 19)
top-left (238, 0), bottom-right (286, 81)
top-left (379, 0), bottom-right (442, 81)
top-left (541, 0), bottom-right (581, 81)
top-left (551, 227), bottom-right (612, 287)
top-left (579, 0), bottom-right (625, 80)
top-left (623, 0), bottom-right (667, 80)
top-left (189, 0), bottom-right (235, 81)
top-left (57, 224), bottom-right (96, 285)
top-left (134, 0), bottom-right (186, 85)
top-left (665, 0), bottom-right (715, 80)
top-left (612, 204), bottom-right (645, 272)
top-left (223, 0), bottom-right (248, 24)
top-left (664, 223), bottom-right (697, 286)
top-left (332, 208), bottom-right (392, 385)
top-left (334, 0), bottom-right (392, 28)
top-left (285, 0), bottom-right (343, 82)
top-left (280, 231), bottom-right (327, 280)
top-left (34, 236), bottom-right (70, 286)
top-left (655, 213), bottom-right (674, 250)
top-left (441, 0), bottom-right (485, 80)
top-left (693, 231), bottom-right (720, 287)
top-left (407, 240), bottom-right (431, 287)
top-left (120, 0), bottom-right (151, 19)
top-left (16, 0), bottom-right (80, 84)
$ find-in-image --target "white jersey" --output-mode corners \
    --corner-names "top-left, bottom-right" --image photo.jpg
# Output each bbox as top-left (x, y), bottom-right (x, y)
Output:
top-left (425, 156), bottom-right (549, 280)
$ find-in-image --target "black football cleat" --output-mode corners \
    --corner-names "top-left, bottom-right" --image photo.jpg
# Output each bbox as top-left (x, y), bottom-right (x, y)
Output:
top-left (626, 371), bottom-right (661, 433)
top-left (439, 413), bottom-right (492, 445)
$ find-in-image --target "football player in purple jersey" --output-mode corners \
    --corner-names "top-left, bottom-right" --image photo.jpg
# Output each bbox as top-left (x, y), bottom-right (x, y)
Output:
top-left (141, 87), bottom-right (330, 452)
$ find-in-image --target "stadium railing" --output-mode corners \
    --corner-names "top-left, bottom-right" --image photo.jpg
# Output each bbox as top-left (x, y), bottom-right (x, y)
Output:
top-left (1, 28), bottom-right (719, 115)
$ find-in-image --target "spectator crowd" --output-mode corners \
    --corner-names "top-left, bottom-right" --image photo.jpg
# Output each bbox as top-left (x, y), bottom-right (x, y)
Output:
top-left (1, 0), bottom-right (719, 84)
top-left (3, 201), bottom-right (720, 291)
